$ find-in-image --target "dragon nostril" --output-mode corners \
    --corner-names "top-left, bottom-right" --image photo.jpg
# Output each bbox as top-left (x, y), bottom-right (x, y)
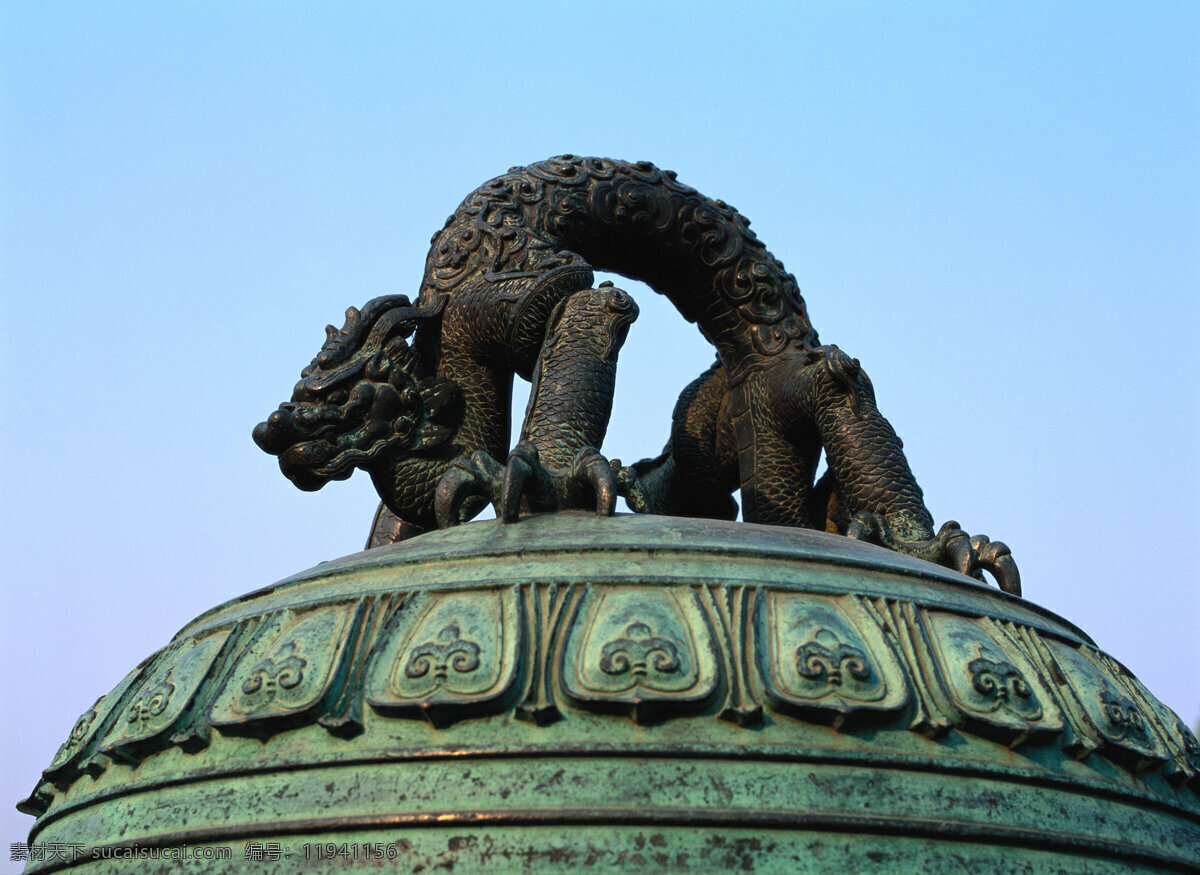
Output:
top-left (252, 421), bottom-right (272, 451)
top-left (253, 408), bottom-right (299, 454)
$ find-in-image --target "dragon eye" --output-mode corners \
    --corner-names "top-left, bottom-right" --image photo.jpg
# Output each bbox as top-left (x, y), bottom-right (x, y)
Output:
top-left (327, 390), bottom-right (349, 406)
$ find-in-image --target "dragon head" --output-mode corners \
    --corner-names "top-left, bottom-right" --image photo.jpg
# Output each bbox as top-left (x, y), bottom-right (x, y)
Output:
top-left (254, 295), bottom-right (457, 491)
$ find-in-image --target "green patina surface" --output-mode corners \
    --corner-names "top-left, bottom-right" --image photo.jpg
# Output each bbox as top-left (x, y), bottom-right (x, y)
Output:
top-left (19, 513), bottom-right (1200, 872)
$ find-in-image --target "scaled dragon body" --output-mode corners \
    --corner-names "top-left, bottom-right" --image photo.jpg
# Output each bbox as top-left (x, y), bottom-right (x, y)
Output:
top-left (255, 155), bottom-right (1018, 593)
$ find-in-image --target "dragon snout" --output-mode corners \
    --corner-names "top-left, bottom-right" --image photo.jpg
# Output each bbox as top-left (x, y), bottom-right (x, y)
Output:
top-left (253, 407), bottom-right (302, 456)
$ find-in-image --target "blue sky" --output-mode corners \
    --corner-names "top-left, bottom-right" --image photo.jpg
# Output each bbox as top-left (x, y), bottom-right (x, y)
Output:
top-left (3, 2), bottom-right (1197, 856)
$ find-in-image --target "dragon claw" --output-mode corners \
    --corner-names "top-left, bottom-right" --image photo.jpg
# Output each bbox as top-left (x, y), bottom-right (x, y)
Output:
top-left (848, 512), bottom-right (1021, 597)
top-left (434, 444), bottom-right (634, 528)
top-left (573, 448), bottom-right (618, 517)
top-left (434, 452), bottom-right (503, 529)
top-left (504, 445), bottom-right (629, 521)
top-left (506, 445), bottom-right (624, 520)
top-left (971, 536), bottom-right (1022, 597)
top-left (938, 521), bottom-right (975, 577)
top-left (501, 443), bottom-right (539, 523)
top-left (610, 458), bottom-right (650, 514)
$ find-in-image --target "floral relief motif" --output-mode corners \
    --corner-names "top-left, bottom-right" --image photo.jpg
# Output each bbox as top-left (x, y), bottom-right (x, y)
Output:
top-left (1041, 639), bottom-right (1164, 767)
top-left (967, 654), bottom-right (1036, 715)
top-left (757, 593), bottom-right (904, 720)
top-left (241, 641), bottom-right (307, 702)
top-left (404, 623), bottom-right (482, 684)
top-left (1175, 720), bottom-right (1200, 773)
top-left (599, 622), bottom-right (681, 680)
top-left (96, 632), bottom-right (232, 762)
top-left (64, 709), bottom-right (97, 751)
top-left (28, 575), bottom-right (1200, 832)
top-left (795, 628), bottom-right (871, 691)
top-left (561, 586), bottom-right (716, 719)
top-left (1180, 721), bottom-right (1200, 757)
top-left (1100, 689), bottom-right (1148, 740)
top-left (364, 589), bottom-right (519, 724)
top-left (209, 604), bottom-right (362, 733)
top-left (126, 679), bottom-right (175, 725)
top-left (45, 667), bottom-right (148, 781)
top-left (920, 612), bottom-right (1053, 737)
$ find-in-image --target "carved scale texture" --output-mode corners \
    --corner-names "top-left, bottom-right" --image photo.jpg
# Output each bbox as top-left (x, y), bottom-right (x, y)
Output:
top-left (790, 349), bottom-right (932, 528)
top-left (522, 288), bottom-right (635, 471)
top-left (653, 362), bottom-right (741, 519)
top-left (420, 155), bottom-right (820, 366)
top-left (408, 156), bottom-right (936, 536)
top-left (372, 455), bottom-right (453, 530)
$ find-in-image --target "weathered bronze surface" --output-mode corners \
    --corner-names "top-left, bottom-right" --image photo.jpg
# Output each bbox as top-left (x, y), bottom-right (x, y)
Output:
top-left (25, 157), bottom-right (1193, 869)
top-left (254, 156), bottom-right (1018, 593)
top-left (20, 513), bottom-right (1200, 871)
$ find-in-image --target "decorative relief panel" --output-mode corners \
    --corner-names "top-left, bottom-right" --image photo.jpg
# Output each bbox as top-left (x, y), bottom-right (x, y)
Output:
top-left (43, 664), bottom-right (146, 786)
top-left (1044, 639), bottom-right (1167, 771)
top-left (1093, 654), bottom-right (1200, 786)
top-left (99, 630), bottom-right (231, 762)
top-left (560, 585), bottom-right (718, 722)
top-left (25, 581), bottom-right (1200, 826)
top-left (920, 612), bottom-right (1061, 745)
top-left (209, 602), bottom-right (362, 736)
top-left (54, 706), bottom-right (100, 766)
top-left (1174, 720), bottom-right (1200, 787)
top-left (22, 509), bottom-right (1200, 830)
top-left (365, 587), bottom-right (521, 727)
top-left (756, 592), bottom-right (907, 724)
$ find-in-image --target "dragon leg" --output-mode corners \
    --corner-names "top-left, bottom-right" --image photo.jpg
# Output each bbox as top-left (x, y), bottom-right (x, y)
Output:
top-left (434, 283), bottom-right (641, 524)
top-left (631, 360), bottom-right (740, 520)
top-left (791, 346), bottom-right (934, 534)
top-left (746, 345), bottom-right (1020, 594)
top-left (727, 361), bottom-right (824, 528)
top-left (519, 284), bottom-right (638, 468)
top-left (509, 283), bottom-right (641, 519)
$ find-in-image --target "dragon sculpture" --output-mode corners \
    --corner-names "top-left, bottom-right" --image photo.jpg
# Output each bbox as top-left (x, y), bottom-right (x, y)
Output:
top-left (254, 155), bottom-right (1019, 594)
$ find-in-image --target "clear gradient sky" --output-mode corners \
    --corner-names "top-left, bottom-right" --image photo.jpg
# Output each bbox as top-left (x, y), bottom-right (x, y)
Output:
top-left (2, 2), bottom-right (1198, 856)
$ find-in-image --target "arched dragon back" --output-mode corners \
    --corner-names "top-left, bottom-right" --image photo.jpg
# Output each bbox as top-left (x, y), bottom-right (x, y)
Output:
top-left (257, 156), bottom-right (1020, 595)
